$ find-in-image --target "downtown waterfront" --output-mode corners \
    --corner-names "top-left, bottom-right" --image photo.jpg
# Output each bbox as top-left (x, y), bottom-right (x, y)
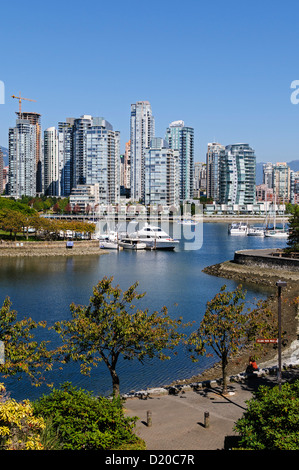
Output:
top-left (0, 222), bottom-right (287, 401)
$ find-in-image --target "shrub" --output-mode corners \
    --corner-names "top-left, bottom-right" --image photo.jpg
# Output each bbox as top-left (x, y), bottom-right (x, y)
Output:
top-left (32, 382), bottom-right (143, 450)
top-left (0, 384), bottom-right (45, 450)
top-left (234, 379), bottom-right (299, 450)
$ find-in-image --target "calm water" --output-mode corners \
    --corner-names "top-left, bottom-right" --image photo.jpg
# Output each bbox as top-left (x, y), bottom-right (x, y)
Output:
top-left (0, 222), bottom-right (287, 401)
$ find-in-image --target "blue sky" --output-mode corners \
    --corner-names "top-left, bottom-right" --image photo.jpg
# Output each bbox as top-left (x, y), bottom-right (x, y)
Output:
top-left (0, 0), bottom-right (299, 162)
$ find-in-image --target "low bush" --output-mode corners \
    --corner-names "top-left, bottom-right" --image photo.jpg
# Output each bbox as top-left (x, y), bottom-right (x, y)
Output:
top-left (234, 379), bottom-right (299, 450)
top-left (32, 382), bottom-right (144, 450)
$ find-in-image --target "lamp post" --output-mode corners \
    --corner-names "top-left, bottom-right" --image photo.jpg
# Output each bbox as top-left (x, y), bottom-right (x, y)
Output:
top-left (276, 280), bottom-right (287, 391)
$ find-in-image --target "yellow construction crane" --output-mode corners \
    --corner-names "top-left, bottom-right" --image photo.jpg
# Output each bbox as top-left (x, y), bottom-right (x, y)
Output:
top-left (11, 92), bottom-right (36, 116)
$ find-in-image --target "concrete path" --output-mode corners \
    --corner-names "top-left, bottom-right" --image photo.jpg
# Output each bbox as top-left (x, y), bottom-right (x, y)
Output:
top-left (125, 380), bottom-right (260, 450)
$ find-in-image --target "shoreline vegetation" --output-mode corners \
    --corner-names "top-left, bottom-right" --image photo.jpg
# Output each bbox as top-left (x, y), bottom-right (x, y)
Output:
top-left (171, 260), bottom-right (299, 387)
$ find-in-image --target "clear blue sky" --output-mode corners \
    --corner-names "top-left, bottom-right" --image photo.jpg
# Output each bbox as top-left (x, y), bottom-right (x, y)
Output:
top-left (0, 0), bottom-right (299, 163)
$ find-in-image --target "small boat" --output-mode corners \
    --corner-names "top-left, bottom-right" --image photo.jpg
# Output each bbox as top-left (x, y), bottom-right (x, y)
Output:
top-left (228, 222), bottom-right (248, 235)
top-left (264, 229), bottom-right (288, 238)
top-left (118, 238), bottom-right (146, 250)
top-left (98, 230), bottom-right (119, 249)
top-left (247, 226), bottom-right (265, 237)
top-left (99, 237), bottom-right (119, 249)
top-left (129, 224), bottom-right (179, 250)
top-left (263, 194), bottom-right (288, 239)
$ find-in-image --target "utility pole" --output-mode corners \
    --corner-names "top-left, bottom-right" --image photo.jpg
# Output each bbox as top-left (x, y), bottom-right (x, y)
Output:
top-left (276, 280), bottom-right (287, 391)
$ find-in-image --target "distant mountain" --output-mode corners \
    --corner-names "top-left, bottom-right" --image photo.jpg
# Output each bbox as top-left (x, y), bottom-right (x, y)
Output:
top-left (289, 160), bottom-right (299, 172)
top-left (1, 146), bottom-right (8, 166)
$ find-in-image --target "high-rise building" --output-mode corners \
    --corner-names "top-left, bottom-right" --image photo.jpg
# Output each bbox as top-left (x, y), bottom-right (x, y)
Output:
top-left (193, 162), bottom-right (207, 197)
top-left (144, 137), bottom-right (179, 206)
top-left (165, 120), bottom-right (194, 201)
top-left (273, 162), bottom-right (291, 202)
top-left (263, 162), bottom-right (274, 188)
top-left (65, 115), bottom-right (120, 204)
top-left (44, 127), bottom-right (59, 196)
top-left (85, 117), bottom-right (120, 204)
top-left (8, 118), bottom-right (38, 198)
top-left (17, 112), bottom-right (43, 194)
top-left (206, 142), bottom-right (225, 201)
top-left (124, 140), bottom-right (131, 189)
top-left (219, 144), bottom-right (256, 204)
top-left (58, 119), bottom-right (74, 197)
top-left (130, 101), bottom-right (155, 202)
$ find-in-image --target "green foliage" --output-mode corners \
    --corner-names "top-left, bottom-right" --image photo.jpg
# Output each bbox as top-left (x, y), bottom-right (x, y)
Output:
top-left (0, 297), bottom-right (53, 387)
top-left (187, 285), bottom-right (277, 393)
top-left (235, 380), bottom-right (299, 450)
top-left (53, 277), bottom-right (187, 396)
top-left (286, 204), bottom-right (299, 252)
top-left (0, 197), bottom-right (36, 216)
top-left (33, 382), bottom-right (143, 450)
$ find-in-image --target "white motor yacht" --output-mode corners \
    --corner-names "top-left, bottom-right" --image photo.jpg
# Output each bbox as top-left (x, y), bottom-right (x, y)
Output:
top-left (228, 222), bottom-right (248, 235)
top-left (129, 224), bottom-right (179, 250)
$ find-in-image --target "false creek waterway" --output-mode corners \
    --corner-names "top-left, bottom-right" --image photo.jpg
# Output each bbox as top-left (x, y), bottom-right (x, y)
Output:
top-left (0, 221), bottom-right (289, 401)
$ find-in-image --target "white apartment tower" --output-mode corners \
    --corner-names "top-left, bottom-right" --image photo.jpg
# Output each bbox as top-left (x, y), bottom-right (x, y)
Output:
top-left (8, 118), bottom-right (38, 198)
top-left (71, 115), bottom-right (120, 204)
top-left (165, 120), bottom-right (194, 201)
top-left (130, 101), bottom-right (155, 202)
top-left (44, 127), bottom-right (59, 196)
top-left (144, 138), bottom-right (179, 206)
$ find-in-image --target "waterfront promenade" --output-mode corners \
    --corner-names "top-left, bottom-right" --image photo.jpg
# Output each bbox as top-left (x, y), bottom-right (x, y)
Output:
top-left (125, 366), bottom-right (298, 450)
top-left (125, 380), bottom-right (253, 450)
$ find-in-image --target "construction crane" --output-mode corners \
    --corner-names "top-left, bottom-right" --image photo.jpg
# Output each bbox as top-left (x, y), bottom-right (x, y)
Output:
top-left (11, 92), bottom-right (36, 116)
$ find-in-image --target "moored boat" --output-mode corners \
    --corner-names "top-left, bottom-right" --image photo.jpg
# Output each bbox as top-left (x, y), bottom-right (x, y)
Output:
top-left (228, 222), bottom-right (248, 235)
top-left (129, 224), bottom-right (179, 250)
top-left (247, 226), bottom-right (265, 237)
top-left (264, 228), bottom-right (288, 238)
top-left (118, 238), bottom-right (146, 250)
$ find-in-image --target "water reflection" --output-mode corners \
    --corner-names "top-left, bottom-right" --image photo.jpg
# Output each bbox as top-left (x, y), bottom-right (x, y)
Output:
top-left (0, 222), bottom-right (287, 400)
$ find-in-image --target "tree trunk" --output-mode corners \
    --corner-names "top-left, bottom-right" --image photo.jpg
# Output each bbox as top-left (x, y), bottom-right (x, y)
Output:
top-left (221, 354), bottom-right (228, 395)
top-left (110, 368), bottom-right (120, 397)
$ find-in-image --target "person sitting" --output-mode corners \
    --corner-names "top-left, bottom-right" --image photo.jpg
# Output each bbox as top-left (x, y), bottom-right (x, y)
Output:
top-left (246, 356), bottom-right (258, 374)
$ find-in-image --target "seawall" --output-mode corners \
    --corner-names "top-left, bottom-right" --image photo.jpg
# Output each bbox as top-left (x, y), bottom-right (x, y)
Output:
top-left (0, 240), bottom-right (108, 257)
top-left (234, 248), bottom-right (299, 272)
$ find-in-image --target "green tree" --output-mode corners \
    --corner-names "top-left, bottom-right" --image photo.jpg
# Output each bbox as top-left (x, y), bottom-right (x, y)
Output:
top-left (53, 277), bottom-right (187, 397)
top-left (187, 285), bottom-right (277, 395)
top-left (0, 298), bottom-right (54, 387)
top-left (234, 380), bottom-right (299, 450)
top-left (0, 209), bottom-right (26, 239)
top-left (287, 204), bottom-right (299, 251)
top-left (0, 197), bottom-right (35, 216)
top-left (33, 382), bottom-right (144, 450)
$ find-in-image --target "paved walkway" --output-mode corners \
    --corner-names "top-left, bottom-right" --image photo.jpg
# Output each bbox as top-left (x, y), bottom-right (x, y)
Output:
top-left (124, 377), bottom-right (276, 450)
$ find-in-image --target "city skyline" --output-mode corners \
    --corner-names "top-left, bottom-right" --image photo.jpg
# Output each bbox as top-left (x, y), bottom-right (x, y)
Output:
top-left (0, 1), bottom-right (299, 163)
